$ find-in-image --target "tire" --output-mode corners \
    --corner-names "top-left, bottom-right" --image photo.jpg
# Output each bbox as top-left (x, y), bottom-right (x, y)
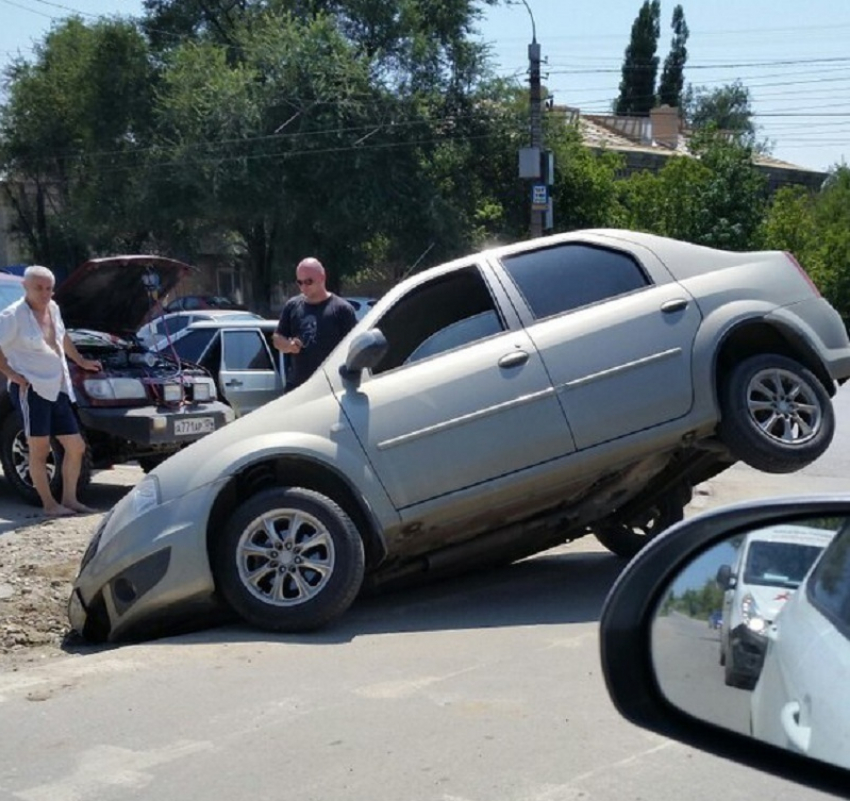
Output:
top-left (0, 414), bottom-right (92, 507)
top-left (718, 354), bottom-right (834, 474)
top-left (724, 648), bottom-right (747, 688)
top-left (594, 490), bottom-right (686, 559)
top-left (212, 487), bottom-right (365, 633)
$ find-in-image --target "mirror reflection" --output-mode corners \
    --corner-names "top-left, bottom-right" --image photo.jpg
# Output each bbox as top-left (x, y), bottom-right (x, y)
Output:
top-left (652, 515), bottom-right (850, 770)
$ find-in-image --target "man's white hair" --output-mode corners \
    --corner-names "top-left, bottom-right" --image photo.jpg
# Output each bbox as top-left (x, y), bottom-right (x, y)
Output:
top-left (23, 265), bottom-right (56, 284)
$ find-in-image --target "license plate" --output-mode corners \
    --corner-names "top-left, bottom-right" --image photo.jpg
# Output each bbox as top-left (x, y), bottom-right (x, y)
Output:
top-left (174, 417), bottom-right (215, 436)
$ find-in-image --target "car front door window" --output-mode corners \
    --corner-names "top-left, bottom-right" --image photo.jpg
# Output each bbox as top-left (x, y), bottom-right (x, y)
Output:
top-left (336, 264), bottom-right (577, 508)
top-left (372, 266), bottom-right (505, 374)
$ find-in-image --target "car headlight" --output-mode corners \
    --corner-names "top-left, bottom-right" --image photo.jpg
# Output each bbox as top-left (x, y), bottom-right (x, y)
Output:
top-left (741, 593), bottom-right (767, 634)
top-left (96, 475), bottom-right (161, 553)
top-left (193, 379), bottom-right (215, 402)
top-left (131, 475), bottom-right (162, 516)
top-left (162, 382), bottom-right (183, 403)
top-left (83, 377), bottom-right (147, 401)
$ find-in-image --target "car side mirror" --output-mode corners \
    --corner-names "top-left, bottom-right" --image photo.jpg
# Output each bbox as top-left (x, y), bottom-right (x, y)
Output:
top-left (715, 563), bottom-right (734, 589)
top-left (599, 496), bottom-right (850, 797)
top-left (340, 328), bottom-right (388, 380)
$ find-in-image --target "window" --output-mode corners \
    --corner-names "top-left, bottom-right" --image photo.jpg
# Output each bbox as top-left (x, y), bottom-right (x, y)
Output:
top-left (373, 266), bottom-right (503, 374)
top-left (501, 243), bottom-right (649, 319)
top-left (808, 526), bottom-right (850, 636)
top-left (743, 541), bottom-right (826, 589)
top-left (222, 330), bottom-right (274, 371)
top-left (171, 329), bottom-right (216, 364)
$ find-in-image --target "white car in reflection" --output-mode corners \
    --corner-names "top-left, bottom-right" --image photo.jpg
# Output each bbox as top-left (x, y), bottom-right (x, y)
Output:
top-left (750, 519), bottom-right (850, 769)
top-left (716, 524), bottom-right (835, 687)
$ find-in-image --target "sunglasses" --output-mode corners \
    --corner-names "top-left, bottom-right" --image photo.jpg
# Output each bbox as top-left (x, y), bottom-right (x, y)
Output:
top-left (296, 278), bottom-right (315, 286)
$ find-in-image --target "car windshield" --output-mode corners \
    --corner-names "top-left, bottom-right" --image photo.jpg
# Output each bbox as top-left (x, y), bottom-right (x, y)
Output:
top-left (743, 541), bottom-right (826, 588)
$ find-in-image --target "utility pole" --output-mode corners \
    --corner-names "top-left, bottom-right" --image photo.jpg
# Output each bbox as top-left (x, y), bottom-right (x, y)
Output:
top-left (528, 31), bottom-right (544, 238)
top-left (515, 0), bottom-right (551, 239)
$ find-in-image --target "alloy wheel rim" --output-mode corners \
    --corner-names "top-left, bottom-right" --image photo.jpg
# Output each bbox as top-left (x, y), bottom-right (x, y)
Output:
top-left (11, 430), bottom-right (57, 487)
top-left (746, 368), bottom-right (821, 445)
top-left (236, 508), bottom-right (336, 607)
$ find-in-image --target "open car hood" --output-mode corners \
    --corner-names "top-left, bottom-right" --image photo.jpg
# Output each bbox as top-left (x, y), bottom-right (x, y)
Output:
top-left (55, 255), bottom-right (195, 335)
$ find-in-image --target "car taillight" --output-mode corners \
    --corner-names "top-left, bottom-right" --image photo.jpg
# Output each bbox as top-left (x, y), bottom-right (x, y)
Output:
top-left (785, 251), bottom-right (822, 298)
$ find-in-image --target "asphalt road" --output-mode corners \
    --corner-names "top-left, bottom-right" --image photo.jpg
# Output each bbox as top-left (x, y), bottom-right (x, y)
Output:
top-left (1, 385), bottom-right (848, 801)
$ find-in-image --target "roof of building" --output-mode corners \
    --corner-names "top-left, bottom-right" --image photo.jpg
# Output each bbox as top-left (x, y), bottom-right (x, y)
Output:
top-left (557, 106), bottom-right (824, 177)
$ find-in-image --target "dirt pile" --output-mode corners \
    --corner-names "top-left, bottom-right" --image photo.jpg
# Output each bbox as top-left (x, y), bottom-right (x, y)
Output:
top-left (0, 513), bottom-right (98, 669)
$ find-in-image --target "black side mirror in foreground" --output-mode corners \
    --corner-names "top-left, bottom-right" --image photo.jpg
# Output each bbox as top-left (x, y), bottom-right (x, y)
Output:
top-left (600, 495), bottom-right (850, 800)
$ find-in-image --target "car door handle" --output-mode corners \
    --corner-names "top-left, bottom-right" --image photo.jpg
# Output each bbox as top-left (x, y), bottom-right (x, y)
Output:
top-left (225, 379), bottom-right (243, 387)
top-left (780, 701), bottom-right (811, 754)
top-left (498, 351), bottom-right (530, 369)
top-left (661, 298), bottom-right (689, 313)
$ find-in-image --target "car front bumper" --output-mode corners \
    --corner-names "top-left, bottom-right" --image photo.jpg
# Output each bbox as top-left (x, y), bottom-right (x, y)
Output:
top-left (68, 476), bottom-right (229, 642)
top-left (77, 401), bottom-right (235, 447)
top-left (729, 623), bottom-right (770, 681)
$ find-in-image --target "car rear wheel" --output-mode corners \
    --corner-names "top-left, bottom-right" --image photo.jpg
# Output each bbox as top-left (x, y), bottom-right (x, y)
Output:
top-left (718, 354), bottom-right (834, 473)
top-left (0, 414), bottom-right (92, 507)
top-left (594, 490), bottom-right (686, 559)
top-left (212, 487), bottom-right (365, 633)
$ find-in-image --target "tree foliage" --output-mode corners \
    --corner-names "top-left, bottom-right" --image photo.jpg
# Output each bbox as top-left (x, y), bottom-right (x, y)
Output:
top-left (657, 5), bottom-right (688, 109)
top-left (760, 166), bottom-right (850, 319)
top-left (620, 130), bottom-right (768, 251)
top-left (615, 0), bottom-right (661, 116)
top-left (2, 1), bottom-right (848, 319)
top-left (0, 18), bottom-right (155, 269)
top-left (685, 80), bottom-right (758, 141)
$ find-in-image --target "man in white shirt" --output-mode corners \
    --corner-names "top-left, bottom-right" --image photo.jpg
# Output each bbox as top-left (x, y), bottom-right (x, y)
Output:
top-left (0, 265), bottom-right (102, 516)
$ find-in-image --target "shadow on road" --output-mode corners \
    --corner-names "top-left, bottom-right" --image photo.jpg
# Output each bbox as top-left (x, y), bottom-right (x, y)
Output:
top-left (65, 545), bottom-right (628, 658)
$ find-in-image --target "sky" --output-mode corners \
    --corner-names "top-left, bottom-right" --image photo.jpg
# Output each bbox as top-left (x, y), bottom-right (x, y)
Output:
top-left (0, 0), bottom-right (848, 172)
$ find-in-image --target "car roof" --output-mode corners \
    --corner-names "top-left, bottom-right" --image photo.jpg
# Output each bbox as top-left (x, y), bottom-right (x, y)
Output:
top-left (742, 524), bottom-right (835, 548)
top-left (181, 318), bottom-right (279, 330)
top-left (142, 310), bottom-right (262, 326)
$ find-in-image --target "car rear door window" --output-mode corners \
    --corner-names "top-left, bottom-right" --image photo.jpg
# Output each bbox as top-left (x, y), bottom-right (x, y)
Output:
top-left (372, 266), bottom-right (504, 374)
top-left (222, 330), bottom-right (274, 371)
top-left (807, 526), bottom-right (850, 637)
top-left (501, 243), bottom-right (649, 319)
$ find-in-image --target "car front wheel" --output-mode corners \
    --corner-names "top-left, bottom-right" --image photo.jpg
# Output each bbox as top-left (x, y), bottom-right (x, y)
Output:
top-left (212, 487), bottom-right (365, 633)
top-left (718, 354), bottom-right (834, 474)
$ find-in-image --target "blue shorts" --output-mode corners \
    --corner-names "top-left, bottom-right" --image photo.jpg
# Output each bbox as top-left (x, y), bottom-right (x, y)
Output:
top-left (10, 385), bottom-right (79, 438)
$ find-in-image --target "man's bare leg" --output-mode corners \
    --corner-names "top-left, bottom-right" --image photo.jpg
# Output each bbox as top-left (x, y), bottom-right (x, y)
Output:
top-left (57, 433), bottom-right (94, 513)
top-left (28, 436), bottom-right (73, 515)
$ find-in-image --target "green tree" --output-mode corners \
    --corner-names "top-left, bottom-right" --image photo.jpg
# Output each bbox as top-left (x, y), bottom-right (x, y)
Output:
top-left (684, 80), bottom-right (761, 146)
top-left (620, 130), bottom-right (768, 250)
top-left (615, 0), bottom-right (661, 116)
top-left (760, 165), bottom-right (850, 319)
top-left (657, 5), bottom-right (688, 109)
top-left (546, 120), bottom-right (626, 232)
top-left (0, 17), bottom-right (155, 268)
top-left (138, 0), bottom-right (505, 295)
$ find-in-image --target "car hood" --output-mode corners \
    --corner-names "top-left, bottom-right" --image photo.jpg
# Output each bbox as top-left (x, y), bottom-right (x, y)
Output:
top-left (749, 584), bottom-right (796, 622)
top-left (55, 255), bottom-right (195, 335)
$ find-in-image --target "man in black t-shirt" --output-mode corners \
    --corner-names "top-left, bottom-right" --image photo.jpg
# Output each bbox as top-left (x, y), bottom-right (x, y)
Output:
top-left (273, 257), bottom-right (357, 391)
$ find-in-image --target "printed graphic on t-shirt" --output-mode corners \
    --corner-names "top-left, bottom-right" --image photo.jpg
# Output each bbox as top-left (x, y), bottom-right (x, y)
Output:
top-left (299, 315), bottom-right (318, 349)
